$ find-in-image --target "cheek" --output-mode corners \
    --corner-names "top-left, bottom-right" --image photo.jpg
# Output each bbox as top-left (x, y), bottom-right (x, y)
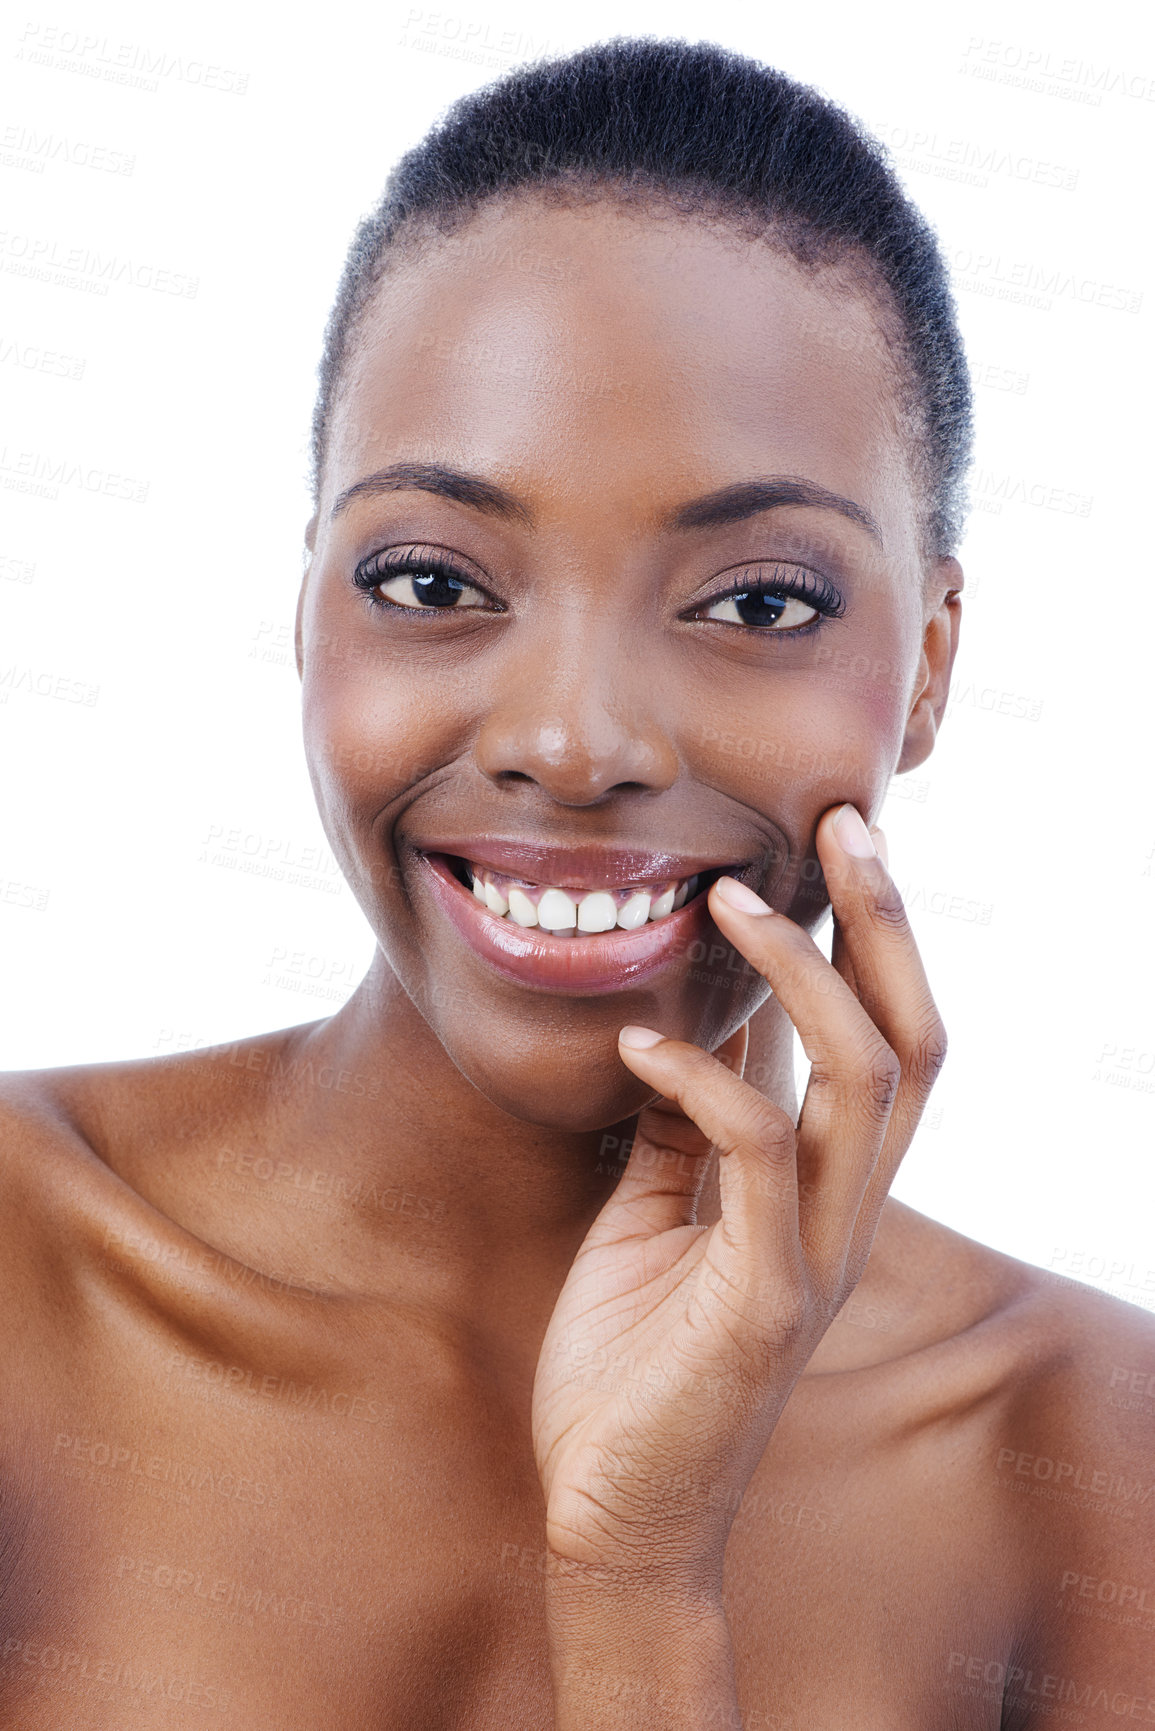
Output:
top-left (695, 655), bottom-right (905, 803)
top-left (300, 614), bottom-right (468, 842)
top-left (806, 640), bottom-right (911, 779)
top-left (689, 636), bottom-right (910, 922)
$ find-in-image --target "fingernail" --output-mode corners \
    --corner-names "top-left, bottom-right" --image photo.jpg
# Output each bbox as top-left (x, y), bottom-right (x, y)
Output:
top-left (833, 804), bottom-right (877, 859)
top-left (619, 1025), bottom-right (664, 1049)
top-left (713, 876), bottom-right (773, 915)
top-left (869, 826), bottom-right (889, 867)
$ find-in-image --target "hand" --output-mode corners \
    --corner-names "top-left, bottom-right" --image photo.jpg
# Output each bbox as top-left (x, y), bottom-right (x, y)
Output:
top-left (530, 803), bottom-right (947, 1589)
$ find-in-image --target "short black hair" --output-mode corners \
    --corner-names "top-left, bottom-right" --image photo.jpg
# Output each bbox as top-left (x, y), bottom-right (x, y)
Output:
top-left (312, 36), bottom-right (973, 557)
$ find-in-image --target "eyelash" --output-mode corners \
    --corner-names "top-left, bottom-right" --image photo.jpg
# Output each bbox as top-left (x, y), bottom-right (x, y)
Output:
top-left (687, 563), bottom-right (845, 633)
top-left (352, 548), bottom-right (502, 613)
top-left (351, 550), bottom-right (845, 632)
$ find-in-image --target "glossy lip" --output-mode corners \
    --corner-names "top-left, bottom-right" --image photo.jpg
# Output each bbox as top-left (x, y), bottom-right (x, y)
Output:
top-left (417, 850), bottom-right (740, 996)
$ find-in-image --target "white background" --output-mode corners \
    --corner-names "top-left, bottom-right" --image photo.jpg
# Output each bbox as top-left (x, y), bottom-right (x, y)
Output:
top-left (1, 0), bottom-right (1152, 1302)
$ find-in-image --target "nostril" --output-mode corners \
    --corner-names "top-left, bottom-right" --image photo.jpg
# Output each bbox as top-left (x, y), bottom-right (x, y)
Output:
top-left (474, 712), bottom-right (680, 803)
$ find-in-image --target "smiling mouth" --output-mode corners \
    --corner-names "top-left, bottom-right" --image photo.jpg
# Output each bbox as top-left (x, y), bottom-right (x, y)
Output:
top-left (444, 855), bottom-right (728, 936)
top-left (418, 850), bottom-right (746, 995)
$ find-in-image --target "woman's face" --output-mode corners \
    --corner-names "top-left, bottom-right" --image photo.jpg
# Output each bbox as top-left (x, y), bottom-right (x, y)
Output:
top-left (297, 196), bottom-right (958, 1129)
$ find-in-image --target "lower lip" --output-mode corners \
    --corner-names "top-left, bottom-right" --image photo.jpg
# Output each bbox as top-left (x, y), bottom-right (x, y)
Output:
top-left (418, 853), bottom-right (721, 996)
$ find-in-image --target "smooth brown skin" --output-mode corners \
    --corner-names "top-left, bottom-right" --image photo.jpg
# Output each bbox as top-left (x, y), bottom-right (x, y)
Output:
top-left (2, 196), bottom-right (1153, 1728)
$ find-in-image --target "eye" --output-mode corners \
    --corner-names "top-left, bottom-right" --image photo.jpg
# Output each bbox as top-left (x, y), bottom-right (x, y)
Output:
top-left (352, 546), bottom-right (499, 612)
top-left (702, 590), bottom-right (819, 629)
top-left (691, 563), bottom-right (844, 632)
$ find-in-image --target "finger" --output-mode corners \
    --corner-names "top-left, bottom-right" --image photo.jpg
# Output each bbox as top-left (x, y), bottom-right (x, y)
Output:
top-left (826, 823), bottom-right (885, 997)
top-left (594, 1022), bottom-right (749, 1245)
top-left (615, 1030), bottom-right (800, 1287)
top-left (815, 807), bottom-right (948, 1236)
top-left (829, 919), bottom-right (858, 999)
top-left (705, 876), bottom-right (900, 1282)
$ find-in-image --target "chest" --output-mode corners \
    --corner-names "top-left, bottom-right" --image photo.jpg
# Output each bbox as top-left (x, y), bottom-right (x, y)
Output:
top-left (4, 1337), bottom-right (1018, 1730)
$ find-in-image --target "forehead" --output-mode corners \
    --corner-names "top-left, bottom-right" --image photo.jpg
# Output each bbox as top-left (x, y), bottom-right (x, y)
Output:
top-left (325, 197), bottom-right (918, 554)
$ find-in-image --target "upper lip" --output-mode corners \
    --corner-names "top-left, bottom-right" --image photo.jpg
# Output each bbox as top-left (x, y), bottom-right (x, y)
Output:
top-left (414, 840), bottom-right (748, 891)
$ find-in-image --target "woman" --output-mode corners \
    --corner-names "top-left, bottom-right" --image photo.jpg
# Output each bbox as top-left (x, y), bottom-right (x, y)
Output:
top-left (2, 37), bottom-right (1151, 1730)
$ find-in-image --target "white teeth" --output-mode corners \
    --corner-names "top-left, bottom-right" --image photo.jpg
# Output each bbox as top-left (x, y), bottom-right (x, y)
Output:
top-left (577, 891), bottom-right (618, 933)
top-left (537, 888), bottom-right (578, 931)
top-left (616, 890), bottom-right (651, 930)
top-left (649, 885), bottom-right (676, 920)
top-left (484, 881), bottom-right (510, 917)
top-left (465, 862), bottom-right (708, 936)
top-left (507, 887), bottom-right (538, 927)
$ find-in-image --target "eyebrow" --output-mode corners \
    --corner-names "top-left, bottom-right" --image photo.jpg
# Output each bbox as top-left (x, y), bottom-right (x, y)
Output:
top-left (329, 461), bottom-right (882, 544)
top-left (330, 462), bottom-right (533, 526)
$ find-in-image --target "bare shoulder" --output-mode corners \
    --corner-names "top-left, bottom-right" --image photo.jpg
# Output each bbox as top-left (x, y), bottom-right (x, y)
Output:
top-left (0, 1066), bottom-right (102, 1299)
top-left (872, 1204), bottom-right (1155, 1725)
top-left (952, 1215), bottom-right (1155, 1538)
top-left (991, 1249), bottom-right (1155, 1726)
top-left (875, 1200), bottom-right (1154, 1505)
top-left (0, 1019), bottom-right (330, 1162)
top-left (0, 1023), bottom-right (324, 1312)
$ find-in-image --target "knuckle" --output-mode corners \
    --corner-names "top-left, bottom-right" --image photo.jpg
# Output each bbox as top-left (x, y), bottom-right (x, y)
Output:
top-left (908, 1015), bottom-right (949, 1090)
top-left (807, 1258), bottom-right (847, 1314)
top-left (740, 1098), bottom-right (796, 1162)
top-left (870, 879), bottom-right (911, 936)
top-left (840, 1231), bottom-right (878, 1298)
top-left (859, 1041), bottom-right (902, 1113)
top-left (774, 1282), bottom-right (810, 1341)
top-left (837, 1259), bottom-right (867, 1308)
top-left (750, 1270), bottom-right (810, 1350)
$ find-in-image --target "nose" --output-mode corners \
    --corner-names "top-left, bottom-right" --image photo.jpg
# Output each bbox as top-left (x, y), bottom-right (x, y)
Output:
top-left (473, 623), bottom-right (680, 806)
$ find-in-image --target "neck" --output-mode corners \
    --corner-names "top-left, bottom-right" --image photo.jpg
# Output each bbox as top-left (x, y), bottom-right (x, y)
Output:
top-left (258, 950), bottom-right (800, 1322)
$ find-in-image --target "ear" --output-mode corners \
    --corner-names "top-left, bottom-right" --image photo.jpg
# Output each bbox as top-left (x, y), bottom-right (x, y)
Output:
top-left (896, 557), bottom-right (964, 773)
